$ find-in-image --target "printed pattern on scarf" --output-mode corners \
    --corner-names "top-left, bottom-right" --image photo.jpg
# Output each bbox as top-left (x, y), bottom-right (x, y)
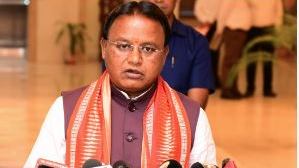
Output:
top-left (66, 73), bottom-right (191, 168)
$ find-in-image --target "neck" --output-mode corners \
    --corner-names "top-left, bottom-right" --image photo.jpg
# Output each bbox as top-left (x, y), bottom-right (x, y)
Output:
top-left (112, 84), bottom-right (155, 100)
top-left (168, 13), bottom-right (174, 27)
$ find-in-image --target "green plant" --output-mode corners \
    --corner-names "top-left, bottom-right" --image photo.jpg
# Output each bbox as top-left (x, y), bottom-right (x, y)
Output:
top-left (55, 22), bottom-right (87, 57)
top-left (225, 14), bottom-right (297, 87)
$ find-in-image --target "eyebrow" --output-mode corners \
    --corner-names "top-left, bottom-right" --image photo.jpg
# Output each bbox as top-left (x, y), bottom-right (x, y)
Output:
top-left (108, 37), bottom-right (164, 48)
top-left (111, 38), bottom-right (161, 48)
top-left (109, 37), bottom-right (130, 43)
top-left (140, 42), bottom-right (160, 48)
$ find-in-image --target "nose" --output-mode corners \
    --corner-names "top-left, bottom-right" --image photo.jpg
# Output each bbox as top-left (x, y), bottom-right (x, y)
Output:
top-left (126, 46), bottom-right (142, 65)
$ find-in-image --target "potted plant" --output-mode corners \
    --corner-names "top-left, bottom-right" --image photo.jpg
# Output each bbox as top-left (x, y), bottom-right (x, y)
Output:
top-left (55, 22), bottom-right (87, 64)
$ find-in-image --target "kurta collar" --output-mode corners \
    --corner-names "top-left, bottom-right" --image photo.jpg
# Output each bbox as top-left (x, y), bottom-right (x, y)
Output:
top-left (171, 17), bottom-right (186, 37)
top-left (111, 82), bottom-right (157, 107)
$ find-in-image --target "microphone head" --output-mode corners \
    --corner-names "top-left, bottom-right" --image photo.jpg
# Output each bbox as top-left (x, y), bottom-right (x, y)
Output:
top-left (35, 158), bottom-right (67, 168)
top-left (190, 162), bottom-right (204, 168)
top-left (222, 158), bottom-right (237, 168)
top-left (222, 158), bottom-right (230, 168)
top-left (37, 166), bottom-right (53, 168)
top-left (112, 160), bottom-right (129, 168)
top-left (159, 159), bottom-right (182, 168)
top-left (82, 158), bottom-right (102, 168)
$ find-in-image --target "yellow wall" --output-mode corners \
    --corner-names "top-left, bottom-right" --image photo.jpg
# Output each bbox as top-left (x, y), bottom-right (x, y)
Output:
top-left (35, 0), bottom-right (99, 63)
top-left (83, 0), bottom-right (100, 62)
top-left (174, 0), bottom-right (180, 18)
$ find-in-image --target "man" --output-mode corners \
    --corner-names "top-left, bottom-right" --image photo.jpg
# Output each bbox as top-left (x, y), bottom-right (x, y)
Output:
top-left (194, 0), bottom-right (221, 88)
top-left (24, 1), bottom-right (216, 168)
top-left (145, 0), bottom-right (214, 109)
top-left (244, 0), bottom-right (283, 97)
top-left (216, 0), bottom-right (251, 99)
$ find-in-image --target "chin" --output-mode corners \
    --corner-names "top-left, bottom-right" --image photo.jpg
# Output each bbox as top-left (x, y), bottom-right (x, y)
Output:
top-left (122, 85), bottom-right (145, 92)
top-left (120, 83), bottom-right (151, 95)
top-left (113, 78), bottom-right (154, 94)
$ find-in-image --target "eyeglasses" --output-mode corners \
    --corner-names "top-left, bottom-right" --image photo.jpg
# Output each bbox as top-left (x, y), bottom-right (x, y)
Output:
top-left (103, 39), bottom-right (166, 58)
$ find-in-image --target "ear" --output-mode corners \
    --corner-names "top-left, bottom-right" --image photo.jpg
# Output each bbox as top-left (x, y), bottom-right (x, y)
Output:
top-left (100, 39), bottom-right (107, 60)
top-left (163, 46), bottom-right (169, 59)
top-left (161, 45), bottom-right (169, 64)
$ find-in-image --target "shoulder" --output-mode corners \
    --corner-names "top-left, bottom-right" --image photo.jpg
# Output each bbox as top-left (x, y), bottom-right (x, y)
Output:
top-left (173, 19), bottom-right (207, 42)
top-left (177, 91), bottom-right (201, 114)
top-left (46, 96), bottom-right (65, 120)
top-left (61, 85), bottom-right (89, 139)
top-left (176, 91), bottom-right (201, 146)
top-left (61, 85), bottom-right (89, 111)
top-left (172, 19), bottom-right (209, 50)
top-left (61, 85), bottom-right (88, 97)
top-left (61, 86), bottom-right (88, 111)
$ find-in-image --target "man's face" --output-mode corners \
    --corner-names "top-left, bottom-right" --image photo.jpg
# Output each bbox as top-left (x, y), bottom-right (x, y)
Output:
top-left (146, 0), bottom-right (177, 17)
top-left (101, 14), bottom-right (168, 96)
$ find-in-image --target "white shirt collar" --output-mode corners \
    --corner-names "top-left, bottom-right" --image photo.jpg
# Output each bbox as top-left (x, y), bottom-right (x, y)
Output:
top-left (113, 84), bottom-right (155, 101)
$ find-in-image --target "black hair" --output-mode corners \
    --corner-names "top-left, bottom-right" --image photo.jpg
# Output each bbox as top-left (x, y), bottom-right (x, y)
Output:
top-left (101, 1), bottom-right (171, 46)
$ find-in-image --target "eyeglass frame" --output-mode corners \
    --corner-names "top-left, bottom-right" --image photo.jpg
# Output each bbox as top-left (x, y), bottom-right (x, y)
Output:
top-left (101, 38), bottom-right (167, 58)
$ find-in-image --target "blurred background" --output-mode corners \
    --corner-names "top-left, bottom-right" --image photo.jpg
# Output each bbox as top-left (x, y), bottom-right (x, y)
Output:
top-left (0, 0), bottom-right (296, 167)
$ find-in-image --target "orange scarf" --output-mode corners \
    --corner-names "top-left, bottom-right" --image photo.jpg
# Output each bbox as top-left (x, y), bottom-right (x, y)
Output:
top-left (65, 72), bottom-right (191, 168)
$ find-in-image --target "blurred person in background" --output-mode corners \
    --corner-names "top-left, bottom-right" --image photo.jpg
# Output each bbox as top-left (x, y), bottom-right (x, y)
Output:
top-left (145, 0), bottom-right (215, 109)
top-left (283, 0), bottom-right (296, 16)
top-left (244, 0), bottom-right (283, 97)
top-left (194, 0), bottom-right (221, 89)
top-left (217, 0), bottom-right (251, 99)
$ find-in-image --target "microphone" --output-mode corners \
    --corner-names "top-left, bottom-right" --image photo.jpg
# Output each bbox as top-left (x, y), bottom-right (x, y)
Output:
top-left (35, 158), bottom-right (68, 168)
top-left (190, 162), bottom-right (204, 168)
top-left (112, 160), bottom-right (129, 168)
top-left (222, 158), bottom-right (237, 168)
top-left (82, 159), bottom-right (102, 168)
top-left (190, 162), bottom-right (218, 168)
top-left (159, 159), bottom-right (182, 168)
top-left (82, 158), bottom-right (112, 168)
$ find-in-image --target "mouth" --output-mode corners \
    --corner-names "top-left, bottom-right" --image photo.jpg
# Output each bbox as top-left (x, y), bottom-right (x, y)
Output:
top-left (123, 69), bottom-right (144, 79)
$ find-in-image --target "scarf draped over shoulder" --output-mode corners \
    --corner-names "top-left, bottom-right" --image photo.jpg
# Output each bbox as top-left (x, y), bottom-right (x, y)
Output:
top-left (65, 72), bottom-right (192, 168)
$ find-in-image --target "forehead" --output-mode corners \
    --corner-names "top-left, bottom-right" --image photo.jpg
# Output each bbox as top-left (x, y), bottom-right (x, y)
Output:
top-left (108, 14), bottom-right (165, 44)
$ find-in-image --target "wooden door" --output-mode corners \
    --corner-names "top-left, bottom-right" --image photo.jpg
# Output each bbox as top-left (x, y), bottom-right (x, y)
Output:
top-left (179, 0), bottom-right (196, 18)
top-left (98, 0), bottom-right (123, 61)
top-left (99, 0), bottom-right (123, 31)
